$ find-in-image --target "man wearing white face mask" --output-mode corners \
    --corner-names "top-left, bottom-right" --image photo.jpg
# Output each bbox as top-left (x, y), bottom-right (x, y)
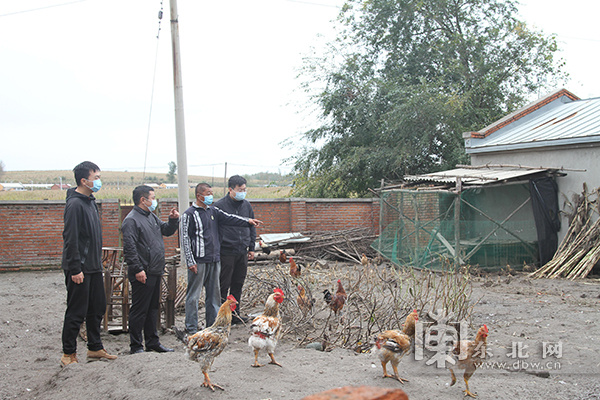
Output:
top-left (122, 185), bottom-right (179, 354)
top-left (60, 161), bottom-right (117, 366)
top-left (181, 182), bottom-right (263, 333)
top-left (214, 175), bottom-right (256, 324)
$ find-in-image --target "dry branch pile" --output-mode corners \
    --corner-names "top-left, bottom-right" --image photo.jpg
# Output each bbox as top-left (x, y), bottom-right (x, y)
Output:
top-left (531, 185), bottom-right (600, 280)
top-left (242, 259), bottom-right (478, 352)
top-left (294, 228), bottom-right (379, 263)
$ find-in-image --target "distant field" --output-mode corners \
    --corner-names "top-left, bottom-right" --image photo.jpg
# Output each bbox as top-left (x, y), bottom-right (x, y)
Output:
top-left (0, 170), bottom-right (292, 202)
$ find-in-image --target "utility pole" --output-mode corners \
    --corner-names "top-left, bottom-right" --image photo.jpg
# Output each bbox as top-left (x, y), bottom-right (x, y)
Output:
top-left (169, 0), bottom-right (189, 220)
top-left (223, 162), bottom-right (227, 197)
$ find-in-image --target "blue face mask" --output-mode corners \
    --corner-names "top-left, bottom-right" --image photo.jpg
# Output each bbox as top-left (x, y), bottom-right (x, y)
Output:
top-left (203, 195), bottom-right (213, 205)
top-left (87, 178), bottom-right (102, 192)
top-left (234, 191), bottom-right (246, 201)
top-left (148, 199), bottom-right (158, 212)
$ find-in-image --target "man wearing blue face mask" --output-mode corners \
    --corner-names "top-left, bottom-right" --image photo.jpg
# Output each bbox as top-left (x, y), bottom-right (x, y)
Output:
top-left (122, 185), bottom-right (179, 354)
top-left (214, 175), bottom-right (256, 324)
top-left (181, 182), bottom-right (263, 333)
top-left (60, 161), bottom-right (117, 366)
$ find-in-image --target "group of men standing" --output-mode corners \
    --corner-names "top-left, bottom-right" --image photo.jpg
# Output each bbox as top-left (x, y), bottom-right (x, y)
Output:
top-left (60, 161), bottom-right (259, 366)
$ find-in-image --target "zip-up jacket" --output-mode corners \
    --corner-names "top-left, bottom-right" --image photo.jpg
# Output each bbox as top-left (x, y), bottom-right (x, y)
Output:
top-left (214, 194), bottom-right (256, 255)
top-left (181, 203), bottom-right (251, 266)
top-left (122, 205), bottom-right (179, 281)
top-left (61, 188), bottom-right (103, 275)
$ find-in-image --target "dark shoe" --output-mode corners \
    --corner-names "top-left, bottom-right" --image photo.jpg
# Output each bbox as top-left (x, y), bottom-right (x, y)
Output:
top-left (146, 344), bottom-right (174, 353)
top-left (232, 315), bottom-right (249, 325)
top-left (130, 347), bottom-right (144, 354)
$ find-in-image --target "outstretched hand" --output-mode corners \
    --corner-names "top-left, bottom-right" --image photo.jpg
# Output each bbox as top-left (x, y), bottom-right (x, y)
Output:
top-left (169, 207), bottom-right (179, 219)
top-left (248, 218), bottom-right (263, 227)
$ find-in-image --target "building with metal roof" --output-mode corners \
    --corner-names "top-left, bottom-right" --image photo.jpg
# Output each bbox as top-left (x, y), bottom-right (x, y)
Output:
top-left (463, 89), bottom-right (600, 242)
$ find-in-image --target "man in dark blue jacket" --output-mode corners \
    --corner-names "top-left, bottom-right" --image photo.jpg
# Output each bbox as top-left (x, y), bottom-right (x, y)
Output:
top-left (214, 175), bottom-right (256, 324)
top-left (60, 161), bottom-right (117, 366)
top-left (181, 183), bottom-right (262, 334)
top-left (122, 185), bottom-right (179, 354)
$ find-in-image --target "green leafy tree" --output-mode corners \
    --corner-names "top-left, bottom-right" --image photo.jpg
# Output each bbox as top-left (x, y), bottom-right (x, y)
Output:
top-left (167, 161), bottom-right (177, 183)
top-left (291, 0), bottom-right (566, 198)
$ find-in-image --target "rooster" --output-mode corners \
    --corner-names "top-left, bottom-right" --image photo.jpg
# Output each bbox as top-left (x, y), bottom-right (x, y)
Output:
top-left (449, 324), bottom-right (489, 398)
top-left (374, 309), bottom-right (419, 384)
top-left (289, 256), bottom-right (301, 278)
top-left (296, 284), bottom-right (314, 315)
top-left (249, 288), bottom-right (285, 367)
top-left (179, 295), bottom-right (237, 391)
top-left (323, 279), bottom-right (347, 316)
top-left (258, 240), bottom-right (271, 255)
top-left (279, 250), bottom-right (287, 263)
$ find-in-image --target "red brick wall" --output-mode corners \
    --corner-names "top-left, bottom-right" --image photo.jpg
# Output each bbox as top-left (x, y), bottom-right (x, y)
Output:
top-left (0, 198), bottom-right (379, 270)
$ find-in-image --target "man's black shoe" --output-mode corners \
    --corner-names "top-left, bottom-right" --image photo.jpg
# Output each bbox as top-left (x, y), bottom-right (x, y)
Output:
top-left (130, 347), bottom-right (144, 354)
top-left (146, 344), bottom-right (174, 353)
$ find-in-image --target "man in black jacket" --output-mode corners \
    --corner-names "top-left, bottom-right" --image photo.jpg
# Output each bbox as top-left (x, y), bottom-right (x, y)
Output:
top-left (214, 175), bottom-right (256, 324)
top-left (60, 161), bottom-right (117, 366)
top-left (122, 185), bottom-right (179, 354)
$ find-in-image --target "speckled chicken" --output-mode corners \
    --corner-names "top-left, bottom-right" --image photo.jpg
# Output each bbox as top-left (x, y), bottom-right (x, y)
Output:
top-left (248, 288), bottom-right (285, 367)
top-left (184, 295), bottom-right (237, 391)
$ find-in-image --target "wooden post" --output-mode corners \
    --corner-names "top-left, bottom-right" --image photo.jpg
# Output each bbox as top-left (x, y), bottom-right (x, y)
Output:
top-left (166, 262), bottom-right (177, 328)
top-left (454, 177), bottom-right (462, 270)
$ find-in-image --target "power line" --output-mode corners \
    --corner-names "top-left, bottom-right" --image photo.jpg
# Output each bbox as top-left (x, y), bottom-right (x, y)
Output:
top-left (142, 0), bottom-right (164, 183)
top-left (0, 0), bottom-right (92, 17)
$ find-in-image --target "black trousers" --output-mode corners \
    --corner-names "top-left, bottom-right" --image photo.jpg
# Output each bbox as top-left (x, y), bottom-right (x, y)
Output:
top-left (219, 253), bottom-right (248, 312)
top-left (128, 274), bottom-right (161, 351)
top-left (61, 270), bottom-right (106, 354)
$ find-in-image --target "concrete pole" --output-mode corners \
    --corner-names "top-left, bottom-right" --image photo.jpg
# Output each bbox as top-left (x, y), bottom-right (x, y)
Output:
top-left (169, 0), bottom-right (189, 218)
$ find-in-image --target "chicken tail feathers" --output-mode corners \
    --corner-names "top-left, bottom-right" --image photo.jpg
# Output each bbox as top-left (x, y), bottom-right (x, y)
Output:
top-left (173, 326), bottom-right (188, 344)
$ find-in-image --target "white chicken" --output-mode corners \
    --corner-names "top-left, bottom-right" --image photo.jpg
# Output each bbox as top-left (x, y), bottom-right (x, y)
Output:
top-left (248, 288), bottom-right (285, 367)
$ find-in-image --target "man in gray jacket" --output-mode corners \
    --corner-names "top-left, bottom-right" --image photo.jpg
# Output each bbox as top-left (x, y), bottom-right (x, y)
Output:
top-left (122, 185), bottom-right (179, 354)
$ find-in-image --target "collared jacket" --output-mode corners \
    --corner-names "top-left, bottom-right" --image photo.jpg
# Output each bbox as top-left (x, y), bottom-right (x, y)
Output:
top-left (214, 194), bottom-right (256, 255)
top-left (181, 203), bottom-right (251, 266)
top-left (122, 205), bottom-right (179, 281)
top-left (61, 188), bottom-right (103, 275)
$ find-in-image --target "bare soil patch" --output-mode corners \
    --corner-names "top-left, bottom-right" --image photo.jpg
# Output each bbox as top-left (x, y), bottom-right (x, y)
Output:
top-left (1, 265), bottom-right (599, 400)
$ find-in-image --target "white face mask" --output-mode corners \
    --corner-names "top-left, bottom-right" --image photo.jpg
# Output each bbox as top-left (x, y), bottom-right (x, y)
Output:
top-left (86, 178), bottom-right (102, 192)
top-left (147, 198), bottom-right (158, 212)
top-left (233, 191), bottom-right (246, 201)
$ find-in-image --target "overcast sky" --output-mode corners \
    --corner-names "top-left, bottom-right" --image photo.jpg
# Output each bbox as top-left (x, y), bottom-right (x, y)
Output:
top-left (1, 0), bottom-right (599, 177)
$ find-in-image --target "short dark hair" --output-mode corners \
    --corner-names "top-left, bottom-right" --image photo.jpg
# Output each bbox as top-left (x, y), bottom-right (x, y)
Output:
top-left (195, 182), bottom-right (211, 196)
top-left (73, 161), bottom-right (100, 187)
top-left (228, 175), bottom-right (247, 189)
top-left (133, 185), bottom-right (154, 206)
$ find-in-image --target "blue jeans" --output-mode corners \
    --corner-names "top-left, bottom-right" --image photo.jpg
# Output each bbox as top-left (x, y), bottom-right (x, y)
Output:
top-left (185, 262), bottom-right (221, 334)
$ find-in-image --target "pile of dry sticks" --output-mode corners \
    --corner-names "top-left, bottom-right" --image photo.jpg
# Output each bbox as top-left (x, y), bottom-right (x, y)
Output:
top-left (531, 184), bottom-right (600, 279)
top-left (293, 227), bottom-right (379, 263)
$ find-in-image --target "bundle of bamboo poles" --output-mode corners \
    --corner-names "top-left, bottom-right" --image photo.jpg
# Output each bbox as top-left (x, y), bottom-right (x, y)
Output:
top-left (530, 185), bottom-right (600, 279)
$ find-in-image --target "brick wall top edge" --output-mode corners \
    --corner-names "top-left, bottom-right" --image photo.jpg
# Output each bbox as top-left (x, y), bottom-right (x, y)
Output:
top-left (248, 198), bottom-right (376, 203)
top-left (0, 200), bottom-right (67, 205)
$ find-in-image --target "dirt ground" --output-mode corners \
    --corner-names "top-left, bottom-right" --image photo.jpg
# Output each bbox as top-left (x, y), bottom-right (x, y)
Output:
top-left (1, 265), bottom-right (599, 400)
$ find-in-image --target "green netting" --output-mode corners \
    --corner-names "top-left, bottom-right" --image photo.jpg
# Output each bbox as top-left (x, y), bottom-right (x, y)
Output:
top-left (371, 184), bottom-right (539, 271)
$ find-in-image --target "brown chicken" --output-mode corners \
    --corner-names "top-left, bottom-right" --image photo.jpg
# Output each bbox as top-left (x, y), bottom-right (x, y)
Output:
top-left (249, 288), bottom-right (285, 367)
top-left (361, 253), bottom-right (369, 266)
top-left (183, 295), bottom-right (238, 391)
top-left (374, 310), bottom-right (419, 383)
top-left (289, 256), bottom-right (301, 278)
top-left (279, 250), bottom-right (287, 263)
top-left (449, 324), bottom-right (489, 398)
top-left (323, 279), bottom-right (347, 316)
top-left (296, 284), bottom-right (314, 315)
